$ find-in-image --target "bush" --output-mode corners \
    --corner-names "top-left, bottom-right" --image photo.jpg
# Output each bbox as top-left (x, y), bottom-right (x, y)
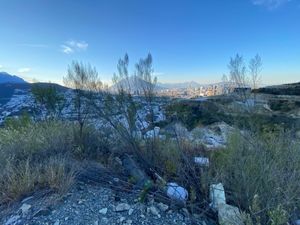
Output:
top-left (0, 120), bottom-right (74, 164)
top-left (165, 100), bottom-right (230, 129)
top-left (0, 118), bottom-right (111, 205)
top-left (211, 130), bottom-right (300, 224)
top-left (0, 156), bottom-right (76, 204)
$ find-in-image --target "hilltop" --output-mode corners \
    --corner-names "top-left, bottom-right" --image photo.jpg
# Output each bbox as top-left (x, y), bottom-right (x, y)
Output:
top-left (0, 72), bottom-right (27, 84)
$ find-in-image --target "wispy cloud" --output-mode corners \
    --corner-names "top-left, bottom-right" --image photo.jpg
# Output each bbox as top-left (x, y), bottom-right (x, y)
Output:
top-left (252, 0), bottom-right (292, 9)
top-left (61, 45), bottom-right (74, 54)
top-left (0, 65), bottom-right (3, 69)
top-left (61, 40), bottom-right (88, 54)
top-left (19, 43), bottom-right (49, 48)
top-left (18, 68), bottom-right (31, 73)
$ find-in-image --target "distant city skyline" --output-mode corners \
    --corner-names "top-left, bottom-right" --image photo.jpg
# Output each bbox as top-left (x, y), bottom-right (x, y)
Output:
top-left (0, 0), bottom-right (299, 85)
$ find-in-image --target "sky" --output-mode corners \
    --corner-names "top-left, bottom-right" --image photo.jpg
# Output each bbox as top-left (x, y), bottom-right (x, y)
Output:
top-left (0, 0), bottom-right (299, 85)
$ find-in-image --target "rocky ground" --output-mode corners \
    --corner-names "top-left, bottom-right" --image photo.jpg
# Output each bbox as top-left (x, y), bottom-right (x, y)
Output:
top-left (1, 182), bottom-right (208, 225)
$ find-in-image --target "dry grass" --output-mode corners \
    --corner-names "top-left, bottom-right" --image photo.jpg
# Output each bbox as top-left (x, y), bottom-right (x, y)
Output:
top-left (211, 130), bottom-right (300, 224)
top-left (0, 156), bottom-right (76, 205)
top-left (0, 120), bottom-right (78, 205)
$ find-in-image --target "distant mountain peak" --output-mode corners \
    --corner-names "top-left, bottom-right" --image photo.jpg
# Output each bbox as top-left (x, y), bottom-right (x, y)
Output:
top-left (0, 72), bottom-right (27, 84)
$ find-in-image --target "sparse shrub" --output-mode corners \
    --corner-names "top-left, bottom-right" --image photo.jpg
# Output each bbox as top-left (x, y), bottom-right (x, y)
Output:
top-left (38, 156), bottom-right (77, 194)
top-left (0, 120), bottom-right (74, 164)
top-left (0, 156), bottom-right (76, 204)
top-left (0, 119), bottom-right (108, 205)
top-left (31, 83), bottom-right (65, 118)
top-left (4, 113), bottom-right (32, 129)
top-left (211, 130), bottom-right (300, 224)
top-left (165, 100), bottom-right (229, 129)
top-left (268, 205), bottom-right (288, 225)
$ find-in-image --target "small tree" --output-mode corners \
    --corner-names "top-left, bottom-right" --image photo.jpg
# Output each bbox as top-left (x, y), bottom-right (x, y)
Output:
top-left (135, 53), bottom-right (157, 125)
top-left (63, 61), bottom-right (102, 139)
top-left (93, 54), bottom-right (159, 165)
top-left (228, 54), bottom-right (248, 89)
top-left (249, 54), bottom-right (262, 100)
top-left (31, 83), bottom-right (65, 118)
top-left (223, 54), bottom-right (263, 104)
top-left (97, 54), bottom-right (140, 152)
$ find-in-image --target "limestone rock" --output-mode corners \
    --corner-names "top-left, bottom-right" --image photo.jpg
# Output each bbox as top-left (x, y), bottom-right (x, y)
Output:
top-left (5, 215), bottom-right (21, 225)
top-left (20, 203), bottom-right (31, 215)
top-left (218, 203), bottom-right (243, 225)
top-left (99, 207), bottom-right (108, 215)
top-left (157, 203), bottom-right (169, 212)
top-left (148, 206), bottom-right (161, 218)
top-left (128, 208), bottom-right (134, 216)
top-left (115, 203), bottom-right (131, 212)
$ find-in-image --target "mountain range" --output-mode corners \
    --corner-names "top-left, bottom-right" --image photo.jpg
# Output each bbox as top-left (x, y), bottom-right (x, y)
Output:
top-left (157, 81), bottom-right (202, 89)
top-left (0, 72), bottom-right (27, 84)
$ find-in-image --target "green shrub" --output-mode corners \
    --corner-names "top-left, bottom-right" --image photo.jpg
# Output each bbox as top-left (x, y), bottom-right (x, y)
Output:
top-left (165, 100), bottom-right (230, 129)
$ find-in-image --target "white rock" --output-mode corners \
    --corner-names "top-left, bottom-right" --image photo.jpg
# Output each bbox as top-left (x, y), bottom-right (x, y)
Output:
top-left (119, 216), bottom-right (126, 223)
top-left (159, 135), bottom-right (167, 140)
top-left (21, 196), bottom-right (33, 203)
top-left (210, 183), bottom-right (226, 210)
top-left (128, 208), bottom-right (134, 216)
top-left (148, 206), bottom-right (161, 218)
top-left (144, 126), bottom-right (160, 138)
top-left (115, 157), bottom-right (123, 165)
top-left (115, 203), bottom-right (131, 212)
top-left (99, 208), bottom-right (108, 215)
top-left (5, 215), bottom-right (21, 225)
top-left (101, 217), bottom-right (109, 224)
top-left (166, 182), bottom-right (188, 202)
top-left (54, 220), bottom-right (60, 225)
top-left (194, 157), bottom-right (209, 166)
top-left (157, 203), bottom-right (169, 212)
top-left (20, 203), bottom-right (31, 215)
top-left (218, 203), bottom-right (243, 225)
top-left (125, 219), bottom-right (133, 225)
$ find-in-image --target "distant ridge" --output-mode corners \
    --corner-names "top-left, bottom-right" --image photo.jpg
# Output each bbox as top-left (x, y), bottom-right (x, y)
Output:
top-left (0, 72), bottom-right (27, 84)
top-left (158, 81), bottom-right (201, 89)
top-left (256, 82), bottom-right (300, 96)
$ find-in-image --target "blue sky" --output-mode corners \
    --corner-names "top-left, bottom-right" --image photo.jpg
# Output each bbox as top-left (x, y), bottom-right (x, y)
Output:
top-left (0, 0), bottom-right (299, 85)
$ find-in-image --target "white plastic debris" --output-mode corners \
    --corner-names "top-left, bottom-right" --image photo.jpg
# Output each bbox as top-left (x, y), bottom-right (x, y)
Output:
top-left (194, 157), bottom-right (209, 166)
top-left (166, 182), bottom-right (188, 202)
top-left (210, 183), bottom-right (226, 210)
top-left (153, 126), bottom-right (160, 136)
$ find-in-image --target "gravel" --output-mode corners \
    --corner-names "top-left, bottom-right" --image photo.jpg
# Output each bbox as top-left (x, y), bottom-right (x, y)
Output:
top-left (2, 182), bottom-right (207, 225)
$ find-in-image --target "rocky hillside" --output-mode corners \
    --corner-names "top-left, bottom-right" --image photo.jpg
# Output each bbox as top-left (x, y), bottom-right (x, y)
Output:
top-left (0, 83), bottom-right (68, 125)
